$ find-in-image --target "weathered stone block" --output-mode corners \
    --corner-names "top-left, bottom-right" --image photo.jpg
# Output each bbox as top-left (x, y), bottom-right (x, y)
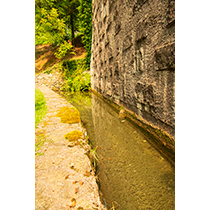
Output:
top-left (91, 0), bottom-right (175, 139)
top-left (106, 17), bottom-right (112, 32)
top-left (123, 35), bottom-right (132, 51)
top-left (135, 21), bottom-right (147, 42)
top-left (154, 42), bottom-right (175, 71)
top-left (133, 0), bottom-right (148, 15)
top-left (115, 21), bottom-right (121, 36)
top-left (135, 82), bottom-right (146, 103)
top-left (105, 35), bottom-right (109, 47)
top-left (167, 0), bottom-right (175, 26)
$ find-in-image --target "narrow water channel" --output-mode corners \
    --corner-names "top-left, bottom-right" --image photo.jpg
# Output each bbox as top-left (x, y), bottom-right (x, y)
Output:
top-left (63, 91), bottom-right (175, 210)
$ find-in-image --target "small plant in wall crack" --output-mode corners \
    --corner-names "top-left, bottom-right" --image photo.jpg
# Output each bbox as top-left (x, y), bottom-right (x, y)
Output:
top-left (88, 146), bottom-right (99, 168)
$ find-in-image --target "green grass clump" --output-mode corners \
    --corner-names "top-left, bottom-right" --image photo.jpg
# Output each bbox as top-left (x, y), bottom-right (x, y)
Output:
top-left (64, 130), bottom-right (83, 141)
top-left (61, 58), bottom-right (91, 92)
top-left (56, 106), bottom-right (81, 124)
top-left (35, 89), bottom-right (47, 127)
top-left (35, 134), bottom-right (46, 157)
top-left (35, 133), bottom-right (54, 157)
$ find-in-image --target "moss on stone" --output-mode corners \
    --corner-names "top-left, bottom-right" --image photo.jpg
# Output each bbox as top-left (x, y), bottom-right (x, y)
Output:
top-left (64, 130), bottom-right (83, 142)
top-left (56, 106), bottom-right (81, 124)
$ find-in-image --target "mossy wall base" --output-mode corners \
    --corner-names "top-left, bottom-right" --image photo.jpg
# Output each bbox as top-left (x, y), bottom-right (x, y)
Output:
top-left (91, 89), bottom-right (175, 165)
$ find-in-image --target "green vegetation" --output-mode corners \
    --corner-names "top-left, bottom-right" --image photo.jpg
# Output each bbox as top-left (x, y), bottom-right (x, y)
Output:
top-left (35, 89), bottom-right (47, 127)
top-left (78, 0), bottom-right (92, 69)
top-left (89, 146), bottom-right (99, 168)
top-left (35, 0), bottom-right (92, 92)
top-left (61, 58), bottom-right (91, 92)
top-left (35, 134), bottom-right (46, 157)
top-left (35, 133), bottom-right (54, 157)
top-left (35, 0), bottom-right (92, 67)
top-left (54, 41), bottom-right (75, 59)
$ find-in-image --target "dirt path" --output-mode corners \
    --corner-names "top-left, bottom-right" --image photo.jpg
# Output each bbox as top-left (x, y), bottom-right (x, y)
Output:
top-left (35, 44), bottom-right (86, 74)
top-left (35, 80), bottom-right (106, 210)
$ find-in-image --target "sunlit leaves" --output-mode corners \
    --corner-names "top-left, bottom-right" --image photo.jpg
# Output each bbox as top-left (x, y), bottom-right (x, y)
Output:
top-left (54, 41), bottom-right (75, 59)
top-left (36, 8), bottom-right (66, 46)
top-left (35, 0), bottom-right (92, 60)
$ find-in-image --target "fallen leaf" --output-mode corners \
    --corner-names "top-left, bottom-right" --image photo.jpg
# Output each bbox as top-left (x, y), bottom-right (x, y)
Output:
top-left (65, 174), bottom-right (70, 179)
top-left (79, 181), bottom-right (84, 185)
top-left (84, 170), bottom-right (91, 177)
top-left (68, 198), bottom-right (76, 208)
top-left (108, 158), bottom-right (111, 160)
top-left (65, 174), bottom-right (74, 179)
top-left (85, 172), bottom-right (90, 177)
top-left (73, 181), bottom-right (78, 184)
top-left (75, 188), bottom-right (78, 194)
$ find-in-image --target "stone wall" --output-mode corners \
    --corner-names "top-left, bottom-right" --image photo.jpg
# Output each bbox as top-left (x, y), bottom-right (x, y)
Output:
top-left (90, 0), bottom-right (175, 139)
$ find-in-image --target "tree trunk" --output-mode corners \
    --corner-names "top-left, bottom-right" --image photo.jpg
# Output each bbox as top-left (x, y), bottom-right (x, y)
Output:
top-left (70, 9), bottom-right (74, 45)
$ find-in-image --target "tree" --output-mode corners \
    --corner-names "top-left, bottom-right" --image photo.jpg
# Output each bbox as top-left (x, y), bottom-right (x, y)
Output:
top-left (35, 7), bottom-right (66, 45)
top-left (35, 0), bottom-right (92, 61)
top-left (78, 0), bottom-right (92, 68)
top-left (52, 0), bottom-right (80, 44)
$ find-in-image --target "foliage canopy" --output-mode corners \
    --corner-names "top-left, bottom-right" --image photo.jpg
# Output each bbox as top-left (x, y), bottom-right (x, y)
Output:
top-left (35, 0), bottom-right (92, 66)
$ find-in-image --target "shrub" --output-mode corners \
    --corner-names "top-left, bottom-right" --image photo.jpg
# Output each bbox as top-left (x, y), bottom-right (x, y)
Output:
top-left (54, 41), bottom-right (75, 59)
top-left (61, 58), bottom-right (91, 92)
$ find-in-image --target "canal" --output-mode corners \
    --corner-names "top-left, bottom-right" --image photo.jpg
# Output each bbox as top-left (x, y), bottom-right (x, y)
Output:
top-left (63, 91), bottom-right (175, 210)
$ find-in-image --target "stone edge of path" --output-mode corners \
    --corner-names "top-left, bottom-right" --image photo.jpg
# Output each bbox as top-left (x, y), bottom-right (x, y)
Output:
top-left (35, 82), bottom-right (106, 210)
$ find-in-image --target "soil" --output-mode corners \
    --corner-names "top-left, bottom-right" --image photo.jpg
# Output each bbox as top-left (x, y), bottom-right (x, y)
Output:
top-left (35, 44), bottom-right (86, 74)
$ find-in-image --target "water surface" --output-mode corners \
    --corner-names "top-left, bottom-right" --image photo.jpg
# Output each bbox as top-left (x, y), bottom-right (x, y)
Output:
top-left (63, 92), bottom-right (175, 210)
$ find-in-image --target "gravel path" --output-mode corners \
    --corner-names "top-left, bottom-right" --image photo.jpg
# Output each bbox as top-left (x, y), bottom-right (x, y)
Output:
top-left (35, 79), bottom-right (106, 210)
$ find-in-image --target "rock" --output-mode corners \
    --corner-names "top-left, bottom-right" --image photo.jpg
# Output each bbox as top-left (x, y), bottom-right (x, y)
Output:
top-left (119, 109), bottom-right (126, 119)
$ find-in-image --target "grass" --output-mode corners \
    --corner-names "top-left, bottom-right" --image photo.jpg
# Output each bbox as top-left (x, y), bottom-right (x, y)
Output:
top-left (60, 58), bottom-right (91, 92)
top-left (35, 133), bottom-right (54, 157)
top-left (35, 89), bottom-right (47, 127)
top-left (89, 146), bottom-right (99, 168)
top-left (35, 134), bottom-right (46, 157)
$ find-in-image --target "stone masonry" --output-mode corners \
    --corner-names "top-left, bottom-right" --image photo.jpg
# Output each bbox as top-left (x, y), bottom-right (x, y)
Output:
top-left (90, 0), bottom-right (175, 139)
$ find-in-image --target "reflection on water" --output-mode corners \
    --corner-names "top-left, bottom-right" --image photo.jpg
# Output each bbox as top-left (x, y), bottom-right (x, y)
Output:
top-left (63, 92), bottom-right (175, 210)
